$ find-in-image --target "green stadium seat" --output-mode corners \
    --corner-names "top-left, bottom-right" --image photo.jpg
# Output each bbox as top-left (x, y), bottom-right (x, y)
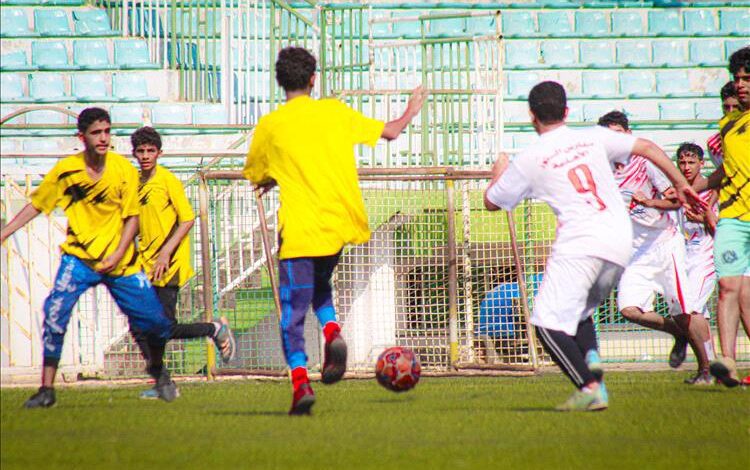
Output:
top-left (506, 72), bottom-right (539, 99)
top-left (579, 41), bottom-right (614, 67)
top-left (204, 9), bottom-right (222, 36)
top-left (110, 104), bottom-right (144, 123)
top-left (72, 73), bottom-right (116, 102)
top-left (583, 102), bottom-right (617, 123)
top-left (113, 73), bottom-right (158, 102)
top-left (694, 101), bottom-right (722, 120)
top-left (651, 40), bottom-right (687, 67)
top-left (656, 70), bottom-right (698, 97)
top-left (151, 104), bottom-right (191, 125)
top-left (73, 10), bottom-right (117, 36)
top-left (620, 70), bottom-right (657, 98)
top-left (683, 9), bottom-right (718, 36)
top-left (192, 103), bottom-right (227, 125)
top-left (34, 9), bottom-right (73, 36)
top-left (0, 74), bottom-right (26, 102)
top-left (726, 39), bottom-right (750, 57)
top-left (168, 10), bottom-right (199, 36)
top-left (501, 11), bottom-right (536, 38)
top-left (167, 42), bottom-right (198, 68)
top-left (611, 11), bottom-right (644, 36)
top-left (25, 109), bottom-right (67, 137)
top-left (466, 16), bottom-right (496, 36)
top-left (74, 40), bottom-right (115, 70)
top-left (114, 39), bottom-right (159, 69)
top-left (29, 73), bottom-right (69, 102)
top-left (1, 50), bottom-right (36, 71)
top-left (428, 17), bottom-right (466, 38)
top-left (659, 101), bottom-right (694, 120)
top-left (648, 10), bottom-right (682, 36)
top-left (1, 8), bottom-right (38, 37)
top-left (689, 39), bottom-right (724, 67)
top-left (133, 8), bottom-right (164, 36)
top-left (624, 103), bottom-right (659, 121)
top-left (32, 41), bottom-right (77, 70)
top-left (582, 71), bottom-right (618, 98)
top-left (720, 10), bottom-right (750, 36)
top-left (566, 104), bottom-right (582, 123)
top-left (538, 11), bottom-right (572, 37)
top-left (616, 41), bottom-right (650, 67)
top-left (703, 69), bottom-right (731, 95)
top-left (505, 41), bottom-right (540, 68)
top-left (541, 40), bottom-right (577, 68)
top-left (575, 11), bottom-right (609, 36)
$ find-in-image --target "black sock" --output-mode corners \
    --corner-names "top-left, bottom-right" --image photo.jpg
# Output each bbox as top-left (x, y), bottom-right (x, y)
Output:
top-left (574, 317), bottom-right (598, 358)
top-left (145, 335), bottom-right (167, 380)
top-left (536, 326), bottom-right (596, 389)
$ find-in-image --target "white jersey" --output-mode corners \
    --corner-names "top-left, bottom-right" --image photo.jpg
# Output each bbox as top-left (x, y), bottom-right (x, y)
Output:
top-left (486, 125), bottom-right (636, 267)
top-left (680, 189), bottom-right (717, 257)
top-left (613, 154), bottom-right (676, 248)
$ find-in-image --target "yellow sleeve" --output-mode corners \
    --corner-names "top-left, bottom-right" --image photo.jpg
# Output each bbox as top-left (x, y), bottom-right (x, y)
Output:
top-left (120, 162), bottom-right (140, 219)
top-left (167, 173), bottom-right (195, 222)
top-left (243, 118), bottom-right (271, 184)
top-left (342, 102), bottom-right (385, 148)
top-left (29, 164), bottom-right (62, 215)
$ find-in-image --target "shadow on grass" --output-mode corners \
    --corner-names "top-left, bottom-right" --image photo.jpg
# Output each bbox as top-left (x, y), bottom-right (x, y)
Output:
top-left (211, 410), bottom-right (288, 417)
top-left (367, 395), bottom-right (417, 404)
top-left (510, 407), bottom-right (559, 413)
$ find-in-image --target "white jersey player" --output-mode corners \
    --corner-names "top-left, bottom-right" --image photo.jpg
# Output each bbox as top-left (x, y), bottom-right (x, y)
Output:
top-left (598, 111), bottom-right (715, 385)
top-left (484, 82), bottom-right (704, 411)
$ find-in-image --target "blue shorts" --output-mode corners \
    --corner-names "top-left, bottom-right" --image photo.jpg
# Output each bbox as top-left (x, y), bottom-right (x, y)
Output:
top-left (42, 254), bottom-right (171, 362)
top-left (714, 218), bottom-right (750, 279)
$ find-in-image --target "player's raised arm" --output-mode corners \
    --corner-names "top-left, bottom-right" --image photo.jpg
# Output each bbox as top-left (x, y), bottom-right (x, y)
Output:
top-left (631, 138), bottom-right (705, 213)
top-left (381, 86), bottom-right (427, 141)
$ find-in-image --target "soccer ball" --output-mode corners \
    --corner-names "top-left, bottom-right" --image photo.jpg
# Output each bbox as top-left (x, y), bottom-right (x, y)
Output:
top-left (375, 346), bottom-right (421, 392)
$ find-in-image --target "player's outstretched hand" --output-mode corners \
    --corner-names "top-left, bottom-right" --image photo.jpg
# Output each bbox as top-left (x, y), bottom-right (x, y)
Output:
top-left (406, 86), bottom-right (428, 118)
top-left (675, 183), bottom-right (707, 214)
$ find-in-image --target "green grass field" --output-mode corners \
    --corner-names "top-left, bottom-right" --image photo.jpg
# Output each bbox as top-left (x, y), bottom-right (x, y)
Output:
top-left (2, 371), bottom-right (748, 470)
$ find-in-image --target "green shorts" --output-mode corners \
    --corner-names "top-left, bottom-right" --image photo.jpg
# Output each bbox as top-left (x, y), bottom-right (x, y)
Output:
top-left (714, 218), bottom-right (750, 278)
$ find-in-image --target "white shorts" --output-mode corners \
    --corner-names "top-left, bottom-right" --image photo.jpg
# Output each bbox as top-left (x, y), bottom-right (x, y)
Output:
top-left (532, 255), bottom-right (623, 336)
top-left (685, 247), bottom-right (716, 318)
top-left (618, 232), bottom-right (699, 316)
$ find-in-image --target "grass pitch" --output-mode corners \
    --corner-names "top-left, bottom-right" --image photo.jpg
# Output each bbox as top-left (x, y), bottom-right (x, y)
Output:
top-left (2, 371), bottom-right (748, 470)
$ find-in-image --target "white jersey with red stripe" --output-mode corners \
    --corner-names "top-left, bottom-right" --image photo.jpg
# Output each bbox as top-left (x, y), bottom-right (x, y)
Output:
top-left (680, 189), bottom-right (717, 257)
top-left (679, 189), bottom-right (718, 317)
top-left (614, 154), bottom-right (676, 248)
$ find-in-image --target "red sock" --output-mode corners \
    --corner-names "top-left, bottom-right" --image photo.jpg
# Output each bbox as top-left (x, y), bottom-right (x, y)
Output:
top-left (322, 322), bottom-right (341, 343)
top-left (291, 367), bottom-right (308, 391)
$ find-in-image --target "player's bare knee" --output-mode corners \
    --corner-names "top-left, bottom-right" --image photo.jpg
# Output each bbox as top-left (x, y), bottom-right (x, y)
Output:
top-left (718, 276), bottom-right (742, 299)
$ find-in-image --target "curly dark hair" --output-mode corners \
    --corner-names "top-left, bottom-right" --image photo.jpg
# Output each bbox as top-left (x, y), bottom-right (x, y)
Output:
top-left (275, 47), bottom-right (316, 92)
top-left (676, 142), bottom-right (704, 161)
top-left (130, 126), bottom-right (162, 150)
top-left (720, 81), bottom-right (737, 101)
top-left (77, 107), bottom-right (110, 133)
top-left (528, 81), bottom-right (566, 125)
top-left (729, 46), bottom-right (750, 76)
top-left (597, 110), bottom-right (629, 131)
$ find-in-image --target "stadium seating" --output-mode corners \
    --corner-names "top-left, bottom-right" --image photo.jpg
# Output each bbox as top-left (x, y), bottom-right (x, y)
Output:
top-left (505, 41), bottom-right (539, 68)
top-left (1, 8), bottom-right (37, 37)
top-left (74, 40), bottom-right (115, 70)
top-left (429, 17), bottom-right (466, 38)
top-left (506, 72), bottom-right (539, 99)
top-left (32, 41), bottom-right (77, 70)
top-left (616, 41), bottom-right (650, 67)
top-left (683, 9), bottom-right (719, 36)
top-left (620, 70), bottom-right (657, 98)
top-left (25, 108), bottom-right (67, 136)
top-left (648, 10), bottom-right (682, 36)
top-left (694, 100), bottom-right (722, 120)
top-left (114, 39), bottom-right (159, 69)
top-left (29, 73), bottom-right (69, 102)
top-left (112, 73), bottom-right (158, 102)
top-left (579, 41), bottom-right (614, 67)
top-left (73, 10), bottom-right (117, 36)
top-left (538, 11), bottom-right (573, 37)
top-left (0, 74), bottom-right (26, 101)
top-left (72, 73), bottom-right (116, 102)
top-left (720, 9), bottom-right (750, 36)
top-left (192, 103), bottom-right (227, 125)
top-left (656, 70), bottom-right (697, 98)
top-left (611, 11), bottom-right (644, 36)
top-left (541, 40), bottom-right (577, 67)
top-left (689, 39), bottom-right (725, 67)
top-left (35, 9), bottom-right (73, 36)
top-left (651, 40), bottom-right (688, 67)
top-left (1, 50), bottom-right (36, 71)
top-left (575, 11), bottom-right (609, 36)
top-left (110, 104), bottom-right (145, 123)
top-left (466, 16), bottom-right (496, 36)
top-left (501, 11), bottom-right (535, 37)
top-left (581, 71), bottom-right (618, 98)
top-left (659, 101), bottom-right (695, 120)
top-left (152, 104), bottom-right (191, 125)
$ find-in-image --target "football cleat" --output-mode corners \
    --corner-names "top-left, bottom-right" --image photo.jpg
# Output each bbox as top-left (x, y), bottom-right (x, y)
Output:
top-left (556, 388), bottom-right (607, 412)
top-left (289, 382), bottom-right (315, 416)
top-left (155, 371), bottom-right (179, 402)
top-left (321, 330), bottom-right (347, 385)
top-left (24, 387), bottom-right (56, 409)
top-left (709, 357), bottom-right (740, 388)
top-left (684, 370), bottom-right (715, 386)
top-left (213, 316), bottom-right (236, 364)
top-left (669, 336), bottom-right (688, 369)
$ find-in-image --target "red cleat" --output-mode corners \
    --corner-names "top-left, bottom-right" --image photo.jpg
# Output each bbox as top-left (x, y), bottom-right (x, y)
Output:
top-left (321, 329), bottom-right (347, 385)
top-left (289, 382), bottom-right (315, 416)
top-left (742, 376), bottom-right (750, 387)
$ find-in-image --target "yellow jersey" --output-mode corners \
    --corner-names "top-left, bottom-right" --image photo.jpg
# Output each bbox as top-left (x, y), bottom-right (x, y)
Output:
top-left (243, 96), bottom-right (385, 259)
top-left (30, 151), bottom-right (141, 276)
top-left (138, 165), bottom-right (195, 287)
top-left (718, 109), bottom-right (750, 221)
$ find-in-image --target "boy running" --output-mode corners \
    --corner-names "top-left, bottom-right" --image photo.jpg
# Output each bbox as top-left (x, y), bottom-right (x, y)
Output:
top-left (484, 82), bottom-right (703, 411)
top-left (243, 47), bottom-right (426, 415)
top-left (130, 126), bottom-right (236, 399)
top-left (599, 111), bottom-right (715, 384)
top-left (0, 108), bottom-right (177, 407)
